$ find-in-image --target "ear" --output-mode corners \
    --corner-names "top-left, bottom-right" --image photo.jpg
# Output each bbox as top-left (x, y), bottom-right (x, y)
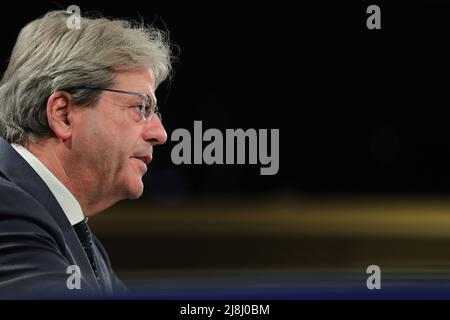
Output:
top-left (46, 91), bottom-right (74, 141)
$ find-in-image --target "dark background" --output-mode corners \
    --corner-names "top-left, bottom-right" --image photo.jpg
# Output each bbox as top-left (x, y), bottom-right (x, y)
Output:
top-left (2, 0), bottom-right (450, 297)
top-left (1, 0), bottom-right (449, 198)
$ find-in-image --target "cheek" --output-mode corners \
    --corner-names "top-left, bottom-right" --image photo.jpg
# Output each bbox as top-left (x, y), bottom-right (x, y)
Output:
top-left (105, 133), bottom-right (137, 176)
top-left (74, 111), bottom-right (141, 176)
top-left (72, 123), bottom-right (97, 157)
top-left (73, 111), bottom-right (102, 149)
top-left (73, 120), bottom-right (117, 170)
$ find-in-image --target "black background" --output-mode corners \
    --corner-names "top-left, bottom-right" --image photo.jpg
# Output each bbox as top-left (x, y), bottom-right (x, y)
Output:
top-left (1, 1), bottom-right (449, 199)
top-left (2, 0), bottom-right (450, 300)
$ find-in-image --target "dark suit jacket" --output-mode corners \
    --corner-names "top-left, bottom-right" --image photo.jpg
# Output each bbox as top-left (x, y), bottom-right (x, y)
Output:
top-left (0, 137), bottom-right (126, 299)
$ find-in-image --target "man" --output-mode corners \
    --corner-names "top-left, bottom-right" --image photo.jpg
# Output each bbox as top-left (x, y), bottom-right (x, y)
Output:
top-left (0, 10), bottom-right (172, 298)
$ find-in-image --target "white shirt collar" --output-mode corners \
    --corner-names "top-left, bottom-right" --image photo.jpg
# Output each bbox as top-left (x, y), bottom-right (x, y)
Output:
top-left (11, 143), bottom-right (85, 226)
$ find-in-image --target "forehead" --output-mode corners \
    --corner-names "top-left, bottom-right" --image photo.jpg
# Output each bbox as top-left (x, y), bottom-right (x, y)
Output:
top-left (112, 68), bottom-right (156, 94)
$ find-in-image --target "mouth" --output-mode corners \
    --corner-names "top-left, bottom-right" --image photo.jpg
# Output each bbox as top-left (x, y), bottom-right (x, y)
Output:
top-left (131, 155), bottom-right (152, 165)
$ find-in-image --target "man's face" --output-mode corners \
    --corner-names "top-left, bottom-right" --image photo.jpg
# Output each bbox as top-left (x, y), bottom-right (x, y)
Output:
top-left (69, 68), bottom-right (167, 206)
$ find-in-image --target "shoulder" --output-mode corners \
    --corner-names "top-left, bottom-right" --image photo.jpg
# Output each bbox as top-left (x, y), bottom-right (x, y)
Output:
top-left (0, 176), bottom-right (55, 223)
top-left (0, 177), bottom-right (98, 298)
top-left (0, 176), bottom-right (65, 251)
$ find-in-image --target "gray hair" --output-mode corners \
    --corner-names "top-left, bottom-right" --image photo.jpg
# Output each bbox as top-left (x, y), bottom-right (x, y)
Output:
top-left (0, 10), bottom-right (173, 144)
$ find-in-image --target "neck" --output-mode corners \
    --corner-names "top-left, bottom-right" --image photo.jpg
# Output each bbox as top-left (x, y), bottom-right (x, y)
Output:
top-left (23, 138), bottom-right (115, 216)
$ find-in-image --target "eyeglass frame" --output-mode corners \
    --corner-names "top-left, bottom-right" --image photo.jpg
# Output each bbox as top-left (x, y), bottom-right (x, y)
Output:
top-left (61, 87), bottom-right (161, 122)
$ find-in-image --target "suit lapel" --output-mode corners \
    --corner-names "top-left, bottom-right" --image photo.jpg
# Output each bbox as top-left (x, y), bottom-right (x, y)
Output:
top-left (0, 137), bottom-right (101, 291)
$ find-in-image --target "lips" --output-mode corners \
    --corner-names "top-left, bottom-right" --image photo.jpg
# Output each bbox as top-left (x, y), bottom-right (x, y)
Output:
top-left (131, 154), bottom-right (152, 165)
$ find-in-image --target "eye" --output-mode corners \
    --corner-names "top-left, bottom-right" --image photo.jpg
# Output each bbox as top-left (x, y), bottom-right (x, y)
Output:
top-left (128, 104), bottom-right (144, 116)
top-left (155, 109), bottom-right (162, 122)
top-left (144, 104), bottom-right (153, 118)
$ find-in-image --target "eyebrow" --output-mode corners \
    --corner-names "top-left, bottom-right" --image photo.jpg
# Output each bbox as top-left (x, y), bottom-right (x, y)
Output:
top-left (72, 87), bottom-right (156, 107)
top-left (106, 89), bottom-right (156, 106)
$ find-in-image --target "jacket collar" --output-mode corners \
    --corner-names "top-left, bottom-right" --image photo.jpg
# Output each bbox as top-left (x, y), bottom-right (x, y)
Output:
top-left (0, 137), bottom-right (101, 292)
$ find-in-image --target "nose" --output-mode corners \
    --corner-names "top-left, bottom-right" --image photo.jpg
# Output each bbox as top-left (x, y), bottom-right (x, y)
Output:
top-left (142, 115), bottom-right (167, 146)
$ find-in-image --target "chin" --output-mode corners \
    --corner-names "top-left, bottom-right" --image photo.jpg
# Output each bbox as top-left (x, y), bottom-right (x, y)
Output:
top-left (125, 180), bottom-right (144, 199)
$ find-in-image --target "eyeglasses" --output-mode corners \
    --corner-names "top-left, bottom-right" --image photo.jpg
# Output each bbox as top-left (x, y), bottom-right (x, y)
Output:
top-left (65, 87), bottom-right (161, 122)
